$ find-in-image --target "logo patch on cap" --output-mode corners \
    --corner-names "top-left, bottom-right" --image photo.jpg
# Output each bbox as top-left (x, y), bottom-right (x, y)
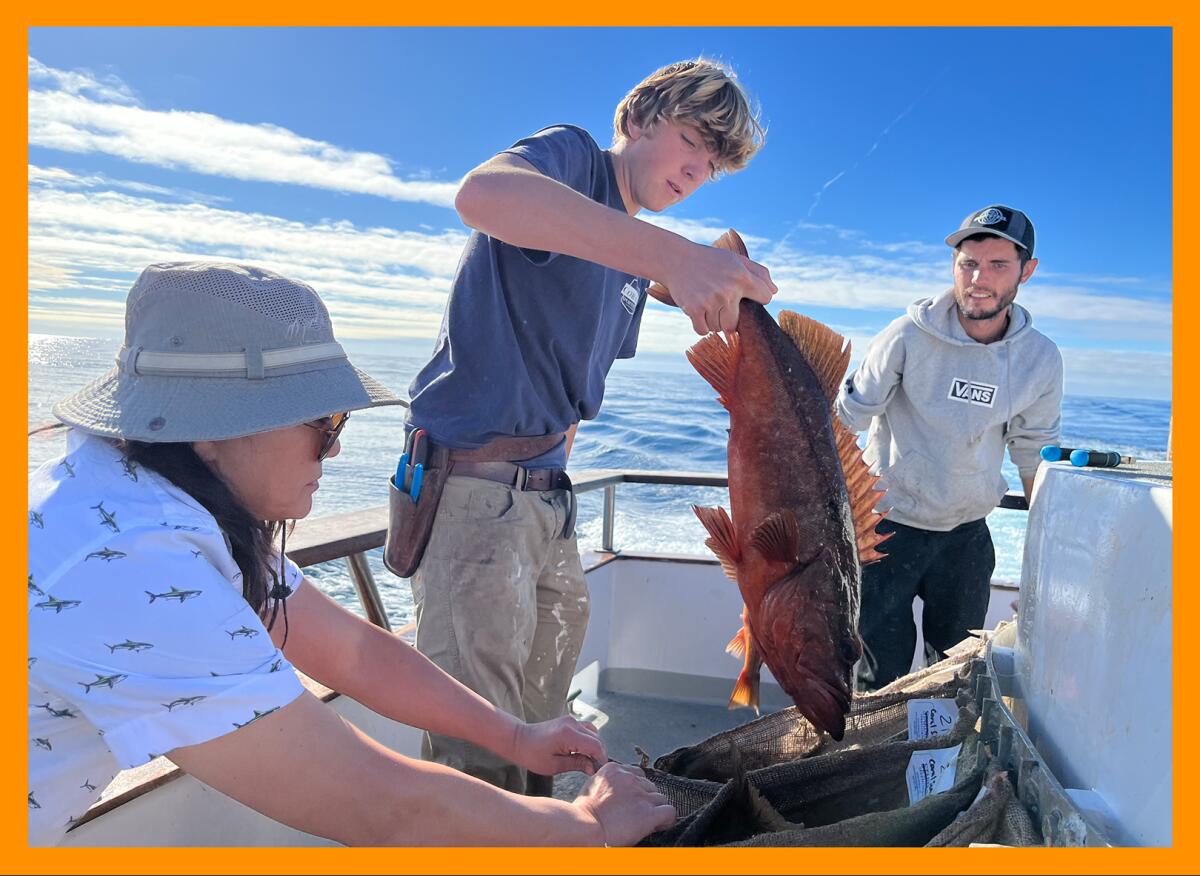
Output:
top-left (974, 208), bottom-right (1006, 226)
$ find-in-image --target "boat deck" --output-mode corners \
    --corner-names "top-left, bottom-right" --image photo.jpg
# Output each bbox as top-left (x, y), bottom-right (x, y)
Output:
top-left (552, 688), bottom-right (768, 800)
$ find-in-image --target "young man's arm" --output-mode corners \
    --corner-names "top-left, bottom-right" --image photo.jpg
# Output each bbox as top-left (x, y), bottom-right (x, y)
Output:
top-left (455, 153), bottom-right (775, 335)
top-left (276, 581), bottom-right (604, 778)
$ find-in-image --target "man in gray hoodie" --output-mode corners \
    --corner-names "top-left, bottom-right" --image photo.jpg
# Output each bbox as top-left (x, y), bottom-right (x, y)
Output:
top-left (835, 205), bottom-right (1063, 689)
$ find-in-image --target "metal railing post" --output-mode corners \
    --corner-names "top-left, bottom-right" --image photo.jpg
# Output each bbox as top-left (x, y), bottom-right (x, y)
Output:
top-left (601, 484), bottom-right (617, 552)
top-left (345, 551), bottom-right (392, 631)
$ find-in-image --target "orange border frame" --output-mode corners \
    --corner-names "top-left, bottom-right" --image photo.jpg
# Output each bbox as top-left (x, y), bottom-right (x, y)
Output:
top-left (11, 9), bottom-right (1190, 875)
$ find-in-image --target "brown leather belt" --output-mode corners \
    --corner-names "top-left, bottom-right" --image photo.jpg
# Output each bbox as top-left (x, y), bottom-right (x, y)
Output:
top-left (448, 459), bottom-right (571, 492)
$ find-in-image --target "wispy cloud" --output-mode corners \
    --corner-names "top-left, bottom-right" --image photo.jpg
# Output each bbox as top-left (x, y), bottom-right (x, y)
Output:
top-left (28, 181), bottom-right (467, 339)
top-left (28, 170), bottom-right (1173, 359)
top-left (28, 164), bottom-right (230, 205)
top-left (28, 56), bottom-right (138, 104)
top-left (806, 65), bottom-right (948, 218)
top-left (29, 57), bottom-right (460, 208)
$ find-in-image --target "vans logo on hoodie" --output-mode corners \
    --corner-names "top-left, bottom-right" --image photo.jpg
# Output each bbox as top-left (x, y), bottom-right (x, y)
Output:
top-left (948, 378), bottom-right (998, 407)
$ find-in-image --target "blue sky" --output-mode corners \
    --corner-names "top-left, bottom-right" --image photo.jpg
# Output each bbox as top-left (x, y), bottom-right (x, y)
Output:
top-left (27, 27), bottom-right (1172, 399)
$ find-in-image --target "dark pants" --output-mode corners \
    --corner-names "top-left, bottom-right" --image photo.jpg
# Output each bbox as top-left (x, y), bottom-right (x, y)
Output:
top-left (856, 518), bottom-right (995, 690)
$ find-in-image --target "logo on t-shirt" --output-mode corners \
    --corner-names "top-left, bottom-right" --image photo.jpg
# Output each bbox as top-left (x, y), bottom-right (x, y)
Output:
top-left (948, 378), bottom-right (998, 407)
top-left (619, 280), bottom-right (640, 315)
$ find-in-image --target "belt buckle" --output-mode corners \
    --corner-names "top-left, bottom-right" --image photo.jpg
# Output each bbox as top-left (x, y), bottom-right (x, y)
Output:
top-left (514, 465), bottom-right (529, 491)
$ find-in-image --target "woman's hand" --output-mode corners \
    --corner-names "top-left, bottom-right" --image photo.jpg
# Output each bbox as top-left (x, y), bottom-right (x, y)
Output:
top-left (574, 762), bottom-right (676, 846)
top-left (510, 714), bottom-right (607, 776)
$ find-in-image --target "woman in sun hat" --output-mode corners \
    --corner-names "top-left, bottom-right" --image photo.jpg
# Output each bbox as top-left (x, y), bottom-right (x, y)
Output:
top-left (28, 262), bottom-right (674, 847)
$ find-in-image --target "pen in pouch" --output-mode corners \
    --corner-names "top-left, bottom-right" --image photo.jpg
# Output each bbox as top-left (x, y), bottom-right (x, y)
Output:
top-left (410, 464), bottom-right (425, 501)
top-left (404, 429), bottom-right (427, 492)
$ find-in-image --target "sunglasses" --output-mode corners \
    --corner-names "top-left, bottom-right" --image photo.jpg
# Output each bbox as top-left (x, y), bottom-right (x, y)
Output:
top-left (305, 411), bottom-right (350, 461)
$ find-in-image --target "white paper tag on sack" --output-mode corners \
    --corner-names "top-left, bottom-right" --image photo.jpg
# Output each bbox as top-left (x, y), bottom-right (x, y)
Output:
top-left (906, 743), bottom-right (962, 805)
top-left (907, 698), bottom-right (960, 740)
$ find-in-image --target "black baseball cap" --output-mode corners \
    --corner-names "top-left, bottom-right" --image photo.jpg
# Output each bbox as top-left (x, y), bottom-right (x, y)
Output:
top-left (945, 205), bottom-right (1035, 258)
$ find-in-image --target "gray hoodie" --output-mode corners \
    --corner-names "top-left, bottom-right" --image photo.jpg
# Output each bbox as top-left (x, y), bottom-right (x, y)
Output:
top-left (835, 290), bottom-right (1063, 531)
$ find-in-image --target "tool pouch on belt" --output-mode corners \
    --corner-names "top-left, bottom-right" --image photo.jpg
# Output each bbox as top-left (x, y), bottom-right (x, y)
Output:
top-left (384, 443), bottom-right (450, 578)
top-left (383, 432), bottom-right (567, 578)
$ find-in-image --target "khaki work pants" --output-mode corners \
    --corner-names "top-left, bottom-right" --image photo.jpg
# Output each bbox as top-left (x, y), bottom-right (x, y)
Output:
top-left (410, 475), bottom-right (589, 794)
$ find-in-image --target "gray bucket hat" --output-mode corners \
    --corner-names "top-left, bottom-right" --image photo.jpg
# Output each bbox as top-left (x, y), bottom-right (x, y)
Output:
top-left (54, 262), bottom-right (407, 442)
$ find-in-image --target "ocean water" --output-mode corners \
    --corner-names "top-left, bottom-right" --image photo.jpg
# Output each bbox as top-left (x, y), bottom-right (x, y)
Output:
top-left (28, 334), bottom-right (1172, 627)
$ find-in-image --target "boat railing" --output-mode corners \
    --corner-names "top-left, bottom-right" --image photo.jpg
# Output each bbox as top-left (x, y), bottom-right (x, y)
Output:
top-left (286, 469), bottom-right (1030, 632)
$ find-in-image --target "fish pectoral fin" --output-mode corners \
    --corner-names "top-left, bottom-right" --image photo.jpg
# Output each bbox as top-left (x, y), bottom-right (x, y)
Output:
top-left (686, 332), bottom-right (738, 410)
top-left (748, 511), bottom-right (803, 565)
top-left (693, 504), bottom-right (741, 573)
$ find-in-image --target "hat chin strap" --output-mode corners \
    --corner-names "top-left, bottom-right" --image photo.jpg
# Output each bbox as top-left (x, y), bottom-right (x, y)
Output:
top-left (119, 342), bottom-right (346, 377)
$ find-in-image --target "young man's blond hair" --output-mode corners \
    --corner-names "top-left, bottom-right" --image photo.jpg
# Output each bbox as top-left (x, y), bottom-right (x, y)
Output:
top-left (614, 58), bottom-right (765, 177)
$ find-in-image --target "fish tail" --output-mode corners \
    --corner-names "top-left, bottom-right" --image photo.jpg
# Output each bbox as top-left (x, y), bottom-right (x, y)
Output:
top-left (728, 623), bottom-right (762, 713)
top-left (729, 666), bottom-right (761, 714)
top-left (145, 591), bottom-right (156, 603)
top-left (712, 228), bottom-right (749, 257)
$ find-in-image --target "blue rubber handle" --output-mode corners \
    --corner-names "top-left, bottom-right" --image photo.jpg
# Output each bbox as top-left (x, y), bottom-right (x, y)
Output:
top-left (1040, 445), bottom-right (1078, 462)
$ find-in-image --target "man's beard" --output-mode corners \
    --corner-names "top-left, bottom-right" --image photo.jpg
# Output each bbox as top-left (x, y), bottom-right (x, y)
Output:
top-left (955, 282), bottom-right (1018, 321)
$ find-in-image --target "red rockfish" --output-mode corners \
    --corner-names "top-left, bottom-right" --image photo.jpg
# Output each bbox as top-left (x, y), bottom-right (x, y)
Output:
top-left (679, 230), bottom-right (890, 740)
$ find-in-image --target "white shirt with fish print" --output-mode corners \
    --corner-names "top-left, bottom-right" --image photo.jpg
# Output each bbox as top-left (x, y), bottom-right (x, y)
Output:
top-left (27, 431), bottom-right (304, 846)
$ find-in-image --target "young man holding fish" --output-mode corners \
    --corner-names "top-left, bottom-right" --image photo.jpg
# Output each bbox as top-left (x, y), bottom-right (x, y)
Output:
top-left (399, 59), bottom-right (775, 793)
top-left (835, 205), bottom-right (1063, 690)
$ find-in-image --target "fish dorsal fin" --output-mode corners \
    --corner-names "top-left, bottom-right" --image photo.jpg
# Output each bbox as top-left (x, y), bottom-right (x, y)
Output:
top-left (649, 228), bottom-right (749, 304)
top-left (693, 504), bottom-right (741, 578)
top-left (832, 417), bottom-right (894, 565)
top-left (777, 311), bottom-right (851, 405)
top-left (686, 332), bottom-right (740, 411)
top-left (748, 510), bottom-right (802, 565)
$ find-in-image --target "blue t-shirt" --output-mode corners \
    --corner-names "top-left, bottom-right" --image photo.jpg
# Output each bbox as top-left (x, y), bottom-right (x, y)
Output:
top-left (406, 125), bottom-right (649, 470)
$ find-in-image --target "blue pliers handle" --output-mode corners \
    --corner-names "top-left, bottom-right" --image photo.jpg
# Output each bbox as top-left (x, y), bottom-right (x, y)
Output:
top-left (396, 428), bottom-right (427, 494)
top-left (409, 464), bottom-right (425, 501)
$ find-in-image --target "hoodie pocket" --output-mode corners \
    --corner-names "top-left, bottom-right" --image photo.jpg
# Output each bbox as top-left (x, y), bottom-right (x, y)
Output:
top-left (883, 451), bottom-right (1003, 527)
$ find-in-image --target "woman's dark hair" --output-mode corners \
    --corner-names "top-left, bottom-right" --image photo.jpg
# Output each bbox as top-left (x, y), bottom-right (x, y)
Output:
top-left (118, 439), bottom-right (291, 637)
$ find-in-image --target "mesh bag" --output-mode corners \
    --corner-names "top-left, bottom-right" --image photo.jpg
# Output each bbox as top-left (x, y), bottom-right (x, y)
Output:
top-left (635, 638), bottom-right (1042, 846)
top-left (653, 643), bottom-right (979, 784)
top-left (926, 766), bottom-right (1043, 847)
top-left (641, 700), bottom-right (979, 845)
